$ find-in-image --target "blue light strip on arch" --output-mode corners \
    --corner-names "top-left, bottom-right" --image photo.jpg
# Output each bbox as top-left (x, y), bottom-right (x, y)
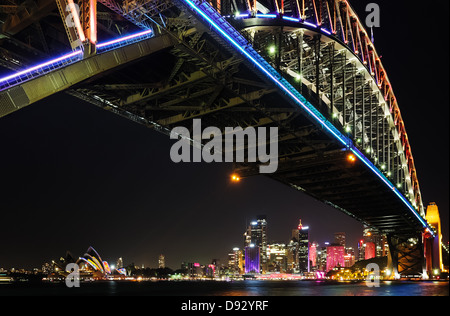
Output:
top-left (180, 0), bottom-right (433, 234)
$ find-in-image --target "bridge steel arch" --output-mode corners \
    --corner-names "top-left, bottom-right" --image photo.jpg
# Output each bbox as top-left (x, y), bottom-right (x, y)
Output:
top-left (0, 0), bottom-right (437, 278)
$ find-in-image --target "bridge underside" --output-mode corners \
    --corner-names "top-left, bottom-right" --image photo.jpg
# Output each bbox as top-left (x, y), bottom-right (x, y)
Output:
top-left (64, 6), bottom-right (423, 236)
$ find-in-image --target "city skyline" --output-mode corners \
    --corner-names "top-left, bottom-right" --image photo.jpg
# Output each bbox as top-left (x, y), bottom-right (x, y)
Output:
top-left (0, 208), bottom-right (366, 270)
top-left (0, 0), bottom-right (448, 273)
top-left (0, 210), bottom-right (441, 272)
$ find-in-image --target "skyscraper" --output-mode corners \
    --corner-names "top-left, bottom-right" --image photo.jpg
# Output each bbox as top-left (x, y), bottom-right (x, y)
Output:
top-left (317, 244), bottom-right (328, 272)
top-left (245, 245), bottom-right (260, 274)
top-left (267, 243), bottom-right (287, 273)
top-left (244, 215), bottom-right (268, 273)
top-left (228, 248), bottom-right (240, 275)
top-left (289, 219), bottom-right (310, 273)
top-left (310, 242), bottom-right (318, 270)
top-left (298, 220), bottom-right (310, 273)
top-left (326, 245), bottom-right (345, 272)
top-left (345, 247), bottom-right (355, 267)
top-left (365, 242), bottom-right (376, 260)
top-left (287, 237), bottom-right (299, 273)
top-left (362, 227), bottom-right (388, 258)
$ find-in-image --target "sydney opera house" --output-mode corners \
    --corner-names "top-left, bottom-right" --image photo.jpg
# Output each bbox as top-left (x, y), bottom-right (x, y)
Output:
top-left (50, 246), bottom-right (126, 280)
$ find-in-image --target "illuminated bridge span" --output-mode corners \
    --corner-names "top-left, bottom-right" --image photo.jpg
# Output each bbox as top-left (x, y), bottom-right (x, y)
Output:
top-left (0, 0), bottom-right (442, 278)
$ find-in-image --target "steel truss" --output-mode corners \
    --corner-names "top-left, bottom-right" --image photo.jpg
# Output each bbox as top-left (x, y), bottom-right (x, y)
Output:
top-left (221, 0), bottom-right (424, 219)
top-left (387, 233), bottom-right (426, 278)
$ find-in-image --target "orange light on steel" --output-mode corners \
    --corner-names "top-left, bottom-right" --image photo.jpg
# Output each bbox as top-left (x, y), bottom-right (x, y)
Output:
top-left (67, 0), bottom-right (85, 42)
top-left (89, 0), bottom-right (97, 44)
top-left (312, 0), bottom-right (320, 25)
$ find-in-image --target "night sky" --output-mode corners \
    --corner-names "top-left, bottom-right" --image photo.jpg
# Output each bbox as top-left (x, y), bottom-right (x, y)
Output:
top-left (0, 1), bottom-right (448, 270)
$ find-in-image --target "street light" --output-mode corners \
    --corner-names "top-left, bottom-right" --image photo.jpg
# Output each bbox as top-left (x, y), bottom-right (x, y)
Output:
top-left (231, 174), bottom-right (241, 182)
top-left (347, 154), bottom-right (356, 163)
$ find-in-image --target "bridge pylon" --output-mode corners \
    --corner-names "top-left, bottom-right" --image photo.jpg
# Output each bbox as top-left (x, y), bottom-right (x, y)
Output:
top-left (424, 203), bottom-right (444, 278)
top-left (386, 233), bottom-right (426, 280)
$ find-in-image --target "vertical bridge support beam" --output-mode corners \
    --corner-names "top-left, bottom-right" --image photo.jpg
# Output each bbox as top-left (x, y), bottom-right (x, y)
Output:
top-left (56, 0), bottom-right (97, 56)
top-left (81, 0), bottom-right (97, 56)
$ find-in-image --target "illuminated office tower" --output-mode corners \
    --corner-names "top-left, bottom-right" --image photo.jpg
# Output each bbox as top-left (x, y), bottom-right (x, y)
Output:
top-left (363, 227), bottom-right (388, 257)
top-left (317, 243), bottom-right (329, 272)
top-left (365, 242), bottom-right (376, 260)
top-left (244, 215), bottom-right (268, 273)
top-left (326, 245), bottom-right (345, 272)
top-left (358, 239), bottom-right (365, 261)
top-left (267, 243), bottom-right (287, 273)
top-left (288, 219), bottom-right (310, 273)
top-left (188, 263), bottom-right (203, 278)
top-left (287, 237), bottom-right (299, 273)
top-left (245, 245), bottom-right (260, 274)
top-left (344, 247), bottom-right (355, 267)
top-left (309, 242), bottom-right (318, 270)
top-left (158, 255), bottom-right (165, 269)
top-left (298, 221), bottom-right (310, 273)
top-left (228, 248), bottom-right (240, 275)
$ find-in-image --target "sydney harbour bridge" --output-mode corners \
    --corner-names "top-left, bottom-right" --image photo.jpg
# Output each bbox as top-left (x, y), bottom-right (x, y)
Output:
top-left (0, 0), bottom-right (445, 278)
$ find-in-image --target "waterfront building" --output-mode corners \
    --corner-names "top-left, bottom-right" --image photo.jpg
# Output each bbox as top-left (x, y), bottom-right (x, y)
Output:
top-left (344, 247), bottom-right (355, 267)
top-left (326, 245), bottom-right (345, 272)
top-left (362, 227), bottom-right (388, 258)
top-left (267, 243), bottom-right (287, 273)
top-left (205, 264), bottom-right (215, 278)
top-left (228, 248), bottom-right (239, 274)
top-left (188, 263), bottom-right (204, 278)
top-left (245, 245), bottom-right (260, 274)
top-left (365, 242), bottom-right (376, 260)
top-left (228, 248), bottom-right (244, 275)
top-left (316, 244), bottom-right (328, 272)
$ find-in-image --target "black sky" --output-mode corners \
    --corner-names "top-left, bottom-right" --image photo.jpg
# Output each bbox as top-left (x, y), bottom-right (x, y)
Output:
top-left (0, 0), bottom-right (448, 270)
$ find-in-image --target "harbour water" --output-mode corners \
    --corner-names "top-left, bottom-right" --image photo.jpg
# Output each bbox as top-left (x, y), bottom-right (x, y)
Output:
top-left (0, 280), bottom-right (448, 296)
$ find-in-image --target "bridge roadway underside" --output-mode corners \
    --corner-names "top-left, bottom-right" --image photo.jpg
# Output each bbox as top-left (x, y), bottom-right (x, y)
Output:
top-left (65, 19), bottom-right (423, 237)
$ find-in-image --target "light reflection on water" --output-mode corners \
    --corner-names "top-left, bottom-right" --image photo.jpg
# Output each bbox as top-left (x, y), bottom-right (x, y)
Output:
top-left (0, 280), bottom-right (448, 296)
top-left (213, 280), bottom-right (448, 296)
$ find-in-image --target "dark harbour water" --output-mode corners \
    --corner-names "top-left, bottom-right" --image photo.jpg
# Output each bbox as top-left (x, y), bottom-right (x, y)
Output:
top-left (0, 280), bottom-right (448, 297)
